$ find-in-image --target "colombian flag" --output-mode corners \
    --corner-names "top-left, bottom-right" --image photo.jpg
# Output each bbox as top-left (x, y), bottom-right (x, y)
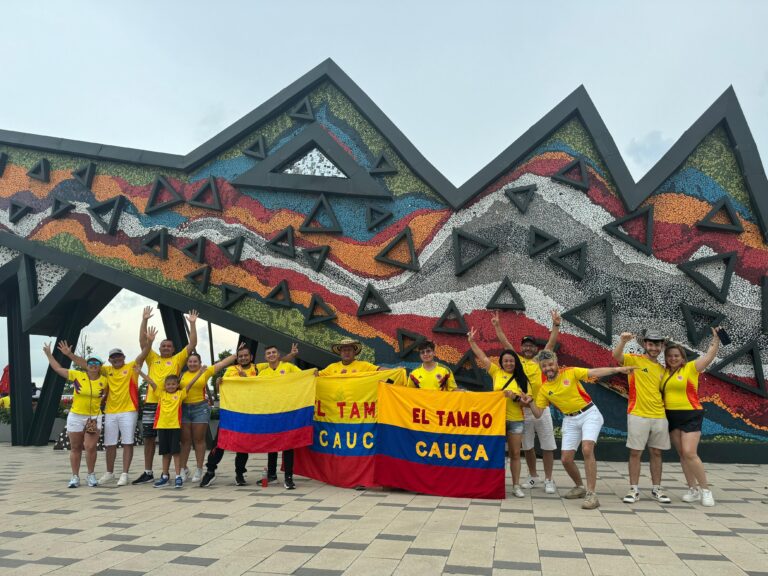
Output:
top-left (294, 368), bottom-right (406, 488)
top-left (217, 370), bottom-right (315, 453)
top-left (374, 384), bottom-right (507, 499)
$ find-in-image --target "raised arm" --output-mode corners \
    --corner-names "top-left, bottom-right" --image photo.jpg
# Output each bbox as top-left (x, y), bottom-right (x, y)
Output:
top-left (586, 365), bottom-right (636, 379)
top-left (184, 309), bottom-right (199, 354)
top-left (135, 327), bottom-right (157, 366)
top-left (57, 340), bottom-right (87, 370)
top-left (281, 342), bottom-right (299, 364)
top-left (694, 327), bottom-right (721, 373)
top-left (467, 327), bottom-right (492, 370)
top-left (612, 332), bottom-right (633, 364)
top-left (43, 342), bottom-right (71, 379)
top-left (213, 342), bottom-right (246, 372)
top-left (490, 310), bottom-right (514, 351)
top-left (138, 370), bottom-right (157, 391)
top-left (139, 306), bottom-right (153, 349)
top-left (544, 310), bottom-right (561, 351)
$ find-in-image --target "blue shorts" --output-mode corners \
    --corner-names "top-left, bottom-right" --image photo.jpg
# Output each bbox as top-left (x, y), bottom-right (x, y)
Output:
top-left (182, 401), bottom-right (211, 424)
top-left (506, 420), bottom-right (524, 434)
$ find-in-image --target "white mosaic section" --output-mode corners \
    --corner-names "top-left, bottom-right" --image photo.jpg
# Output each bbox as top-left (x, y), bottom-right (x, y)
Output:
top-left (35, 260), bottom-right (68, 301)
top-left (282, 148), bottom-right (346, 178)
top-left (0, 246), bottom-right (20, 267)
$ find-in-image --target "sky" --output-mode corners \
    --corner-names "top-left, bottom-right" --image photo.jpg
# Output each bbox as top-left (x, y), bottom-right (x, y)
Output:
top-left (1, 0), bottom-right (766, 383)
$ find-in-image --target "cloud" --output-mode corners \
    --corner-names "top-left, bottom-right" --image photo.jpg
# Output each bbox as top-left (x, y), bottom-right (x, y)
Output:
top-left (625, 130), bottom-right (674, 175)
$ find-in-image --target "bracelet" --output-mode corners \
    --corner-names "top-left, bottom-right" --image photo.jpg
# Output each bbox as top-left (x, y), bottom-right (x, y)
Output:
top-left (553, 323), bottom-right (561, 327)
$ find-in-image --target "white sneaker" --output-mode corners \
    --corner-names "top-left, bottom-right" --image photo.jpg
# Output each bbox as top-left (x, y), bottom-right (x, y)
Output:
top-left (512, 484), bottom-right (525, 498)
top-left (544, 479), bottom-right (557, 494)
top-left (191, 468), bottom-right (202, 483)
top-left (117, 473), bottom-right (130, 486)
top-left (523, 476), bottom-right (540, 489)
top-left (681, 487), bottom-right (701, 503)
top-left (179, 468), bottom-right (189, 481)
top-left (98, 472), bottom-right (115, 485)
top-left (701, 489), bottom-right (715, 507)
top-left (622, 489), bottom-right (640, 503)
top-left (87, 473), bottom-right (98, 487)
top-left (68, 475), bottom-right (80, 488)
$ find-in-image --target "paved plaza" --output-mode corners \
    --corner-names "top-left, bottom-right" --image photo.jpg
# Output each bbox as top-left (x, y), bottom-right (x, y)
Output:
top-left (0, 445), bottom-right (766, 576)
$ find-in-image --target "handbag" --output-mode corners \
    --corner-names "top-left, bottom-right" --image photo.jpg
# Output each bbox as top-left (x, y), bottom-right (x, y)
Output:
top-left (84, 379), bottom-right (99, 434)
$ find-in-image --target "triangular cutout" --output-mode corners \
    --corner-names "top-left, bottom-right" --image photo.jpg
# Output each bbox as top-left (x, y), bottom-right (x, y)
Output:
top-left (603, 206), bottom-right (654, 256)
top-left (528, 226), bottom-right (560, 257)
top-left (374, 227), bottom-right (420, 271)
top-left (304, 245), bottom-right (330, 272)
top-left (9, 200), bottom-right (33, 224)
top-left (486, 276), bottom-right (526, 311)
top-left (289, 96), bottom-right (315, 121)
top-left (140, 228), bottom-right (169, 260)
top-left (87, 195), bottom-right (126, 235)
top-left (709, 339), bottom-right (767, 398)
top-left (264, 280), bottom-right (293, 308)
top-left (552, 157), bottom-right (590, 191)
top-left (299, 195), bottom-right (342, 234)
top-left (396, 328), bottom-right (427, 359)
top-left (677, 251), bottom-right (737, 304)
top-left (680, 303), bottom-right (725, 346)
top-left (696, 197), bottom-right (744, 234)
top-left (548, 242), bottom-right (588, 281)
top-left (304, 294), bottom-right (336, 326)
top-left (50, 197), bottom-right (75, 219)
top-left (267, 226), bottom-right (296, 258)
top-left (356, 283), bottom-right (391, 317)
top-left (452, 229), bottom-right (498, 276)
top-left (243, 135), bottom-right (267, 160)
top-left (72, 162), bottom-right (96, 190)
top-left (180, 237), bottom-right (207, 264)
top-left (282, 148), bottom-right (347, 178)
top-left (27, 158), bottom-right (50, 183)
top-left (188, 177), bottom-right (223, 211)
top-left (221, 284), bottom-right (249, 309)
top-left (369, 154), bottom-right (398, 176)
top-left (0, 152), bottom-right (8, 177)
top-left (452, 349), bottom-right (485, 390)
top-left (505, 184), bottom-right (538, 214)
top-left (562, 292), bottom-right (613, 344)
top-left (145, 176), bottom-right (184, 214)
top-left (366, 206), bottom-right (393, 231)
top-left (185, 266), bottom-right (211, 294)
top-left (433, 300), bottom-right (468, 334)
top-left (217, 236), bottom-right (245, 264)
top-left (232, 124), bottom-right (391, 200)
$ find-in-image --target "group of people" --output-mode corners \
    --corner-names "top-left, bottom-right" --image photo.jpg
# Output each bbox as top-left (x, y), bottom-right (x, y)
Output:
top-left (42, 305), bottom-right (722, 510)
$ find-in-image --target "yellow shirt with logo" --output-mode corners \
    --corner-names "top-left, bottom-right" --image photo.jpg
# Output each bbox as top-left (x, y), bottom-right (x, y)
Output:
top-left (662, 361), bottom-right (702, 411)
top-left (181, 366), bottom-right (215, 404)
top-left (144, 349), bottom-right (189, 403)
top-left (318, 360), bottom-right (378, 376)
top-left (488, 363), bottom-right (524, 421)
top-left (255, 362), bottom-right (301, 377)
top-left (223, 364), bottom-right (259, 378)
top-left (101, 361), bottom-right (139, 414)
top-left (622, 354), bottom-right (665, 418)
top-left (67, 369), bottom-right (107, 416)
top-left (153, 388), bottom-right (187, 429)
top-left (535, 367), bottom-right (592, 415)
top-left (408, 364), bottom-right (457, 391)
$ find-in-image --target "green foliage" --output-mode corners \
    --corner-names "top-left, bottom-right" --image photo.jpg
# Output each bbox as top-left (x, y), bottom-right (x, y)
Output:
top-left (0, 407), bottom-right (10, 425)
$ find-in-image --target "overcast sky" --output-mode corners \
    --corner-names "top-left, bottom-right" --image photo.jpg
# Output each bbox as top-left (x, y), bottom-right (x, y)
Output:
top-left (1, 1), bottom-right (766, 382)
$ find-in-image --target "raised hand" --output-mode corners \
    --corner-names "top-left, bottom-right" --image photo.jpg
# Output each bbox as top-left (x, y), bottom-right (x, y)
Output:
top-left (551, 310), bottom-right (561, 326)
top-left (142, 306), bottom-right (154, 320)
top-left (186, 309), bottom-right (199, 323)
top-left (43, 342), bottom-right (53, 356)
top-left (711, 327), bottom-right (721, 341)
top-left (57, 340), bottom-right (73, 356)
top-left (490, 310), bottom-right (500, 327)
top-left (146, 326), bottom-right (158, 342)
top-left (291, 342), bottom-right (299, 355)
top-left (619, 332), bottom-right (634, 343)
top-left (467, 327), bottom-right (477, 342)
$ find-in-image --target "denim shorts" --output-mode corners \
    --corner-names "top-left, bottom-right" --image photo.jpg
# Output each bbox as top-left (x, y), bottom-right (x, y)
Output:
top-left (182, 401), bottom-right (211, 424)
top-left (506, 420), bottom-right (524, 434)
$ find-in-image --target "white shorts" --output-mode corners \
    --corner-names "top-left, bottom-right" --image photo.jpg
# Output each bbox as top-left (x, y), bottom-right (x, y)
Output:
top-left (66, 412), bottom-right (103, 433)
top-left (522, 407), bottom-right (557, 451)
top-left (103, 411), bottom-right (138, 446)
top-left (561, 406), bottom-right (604, 451)
top-left (626, 414), bottom-right (670, 450)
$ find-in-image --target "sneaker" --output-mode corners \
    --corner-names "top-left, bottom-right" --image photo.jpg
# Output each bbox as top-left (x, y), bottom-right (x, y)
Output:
top-left (512, 484), bottom-right (525, 498)
top-left (179, 468), bottom-right (189, 481)
top-left (87, 473), bottom-right (98, 487)
top-left (651, 488), bottom-right (671, 504)
top-left (191, 468), bottom-right (202, 483)
top-left (235, 473), bottom-right (247, 486)
top-left (267, 474), bottom-right (278, 482)
top-left (98, 472), bottom-right (115, 485)
top-left (582, 491), bottom-right (600, 510)
top-left (132, 471), bottom-right (154, 485)
top-left (701, 489), bottom-right (715, 507)
top-left (175, 476), bottom-right (183, 489)
top-left (564, 486), bottom-right (587, 499)
top-left (116, 473), bottom-right (129, 486)
top-left (544, 479), bottom-right (557, 495)
top-left (284, 476), bottom-right (296, 490)
top-left (523, 475), bottom-right (540, 489)
top-left (681, 487), bottom-right (701, 503)
top-left (622, 489), bottom-right (640, 504)
top-left (153, 474), bottom-right (170, 488)
top-left (68, 475), bottom-right (80, 488)
top-left (199, 471), bottom-right (216, 488)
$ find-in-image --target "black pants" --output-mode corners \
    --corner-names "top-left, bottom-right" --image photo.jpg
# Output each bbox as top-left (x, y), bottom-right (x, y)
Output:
top-left (267, 450), bottom-right (294, 477)
top-left (205, 431), bottom-right (248, 474)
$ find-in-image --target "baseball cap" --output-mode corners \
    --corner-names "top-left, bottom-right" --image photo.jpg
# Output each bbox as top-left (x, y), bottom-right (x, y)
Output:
top-left (520, 335), bottom-right (537, 345)
top-left (108, 348), bottom-right (125, 357)
top-left (86, 356), bottom-right (104, 365)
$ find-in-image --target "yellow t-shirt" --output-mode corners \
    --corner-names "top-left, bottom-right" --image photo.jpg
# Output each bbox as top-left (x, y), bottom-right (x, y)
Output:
top-left (520, 357), bottom-right (543, 399)
top-left (488, 363), bottom-right (524, 421)
top-left (318, 360), bottom-right (378, 376)
top-left (153, 388), bottom-right (187, 429)
top-left (255, 362), bottom-right (301, 377)
top-left (622, 354), bottom-right (665, 418)
top-left (662, 361), bottom-right (702, 411)
top-left (144, 349), bottom-right (189, 403)
top-left (535, 367), bottom-right (592, 415)
top-left (67, 369), bottom-right (107, 416)
top-left (223, 364), bottom-right (259, 378)
top-left (0, 396), bottom-right (10, 409)
top-left (101, 361), bottom-right (139, 414)
top-left (181, 366), bottom-right (215, 404)
top-left (408, 364), bottom-right (457, 391)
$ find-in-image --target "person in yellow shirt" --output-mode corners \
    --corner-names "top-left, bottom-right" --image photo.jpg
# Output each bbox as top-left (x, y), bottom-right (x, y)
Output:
top-left (133, 306), bottom-right (198, 486)
top-left (44, 342), bottom-right (107, 489)
top-left (407, 341), bottom-right (457, 391)
top-left (0, 395), bottom-right (10, 409)
top-left (491, 309), bottom-right (561, 494)
top-left (527, 350), bottom-right (636, 510)
top-left (319, 338), bottom-right (379, 376)
top-left (467, 327), bottom-right (530, 498)
top-left (663, 328), bottom-right (721, 507)
top-left (613, 329), bottom-right (670, 504)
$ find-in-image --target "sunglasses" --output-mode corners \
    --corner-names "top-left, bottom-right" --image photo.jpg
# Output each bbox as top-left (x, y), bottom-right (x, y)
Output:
top-left (87, 361), bottom-right (102, 366)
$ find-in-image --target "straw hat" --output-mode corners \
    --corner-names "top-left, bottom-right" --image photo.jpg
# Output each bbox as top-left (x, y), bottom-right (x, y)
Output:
top-left (331, 338), bottom-right (362, 356)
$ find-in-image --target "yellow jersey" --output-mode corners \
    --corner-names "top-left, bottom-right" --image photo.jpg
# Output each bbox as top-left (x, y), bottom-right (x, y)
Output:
top-left (662, 361), bottom-right (702, 411)
top-left (488, 363), bottom-right (524, 421)
top-left (535, 367), bottom-right (592, 415)
top-left (319, 360), bottom-right (378, 376)
top-left (622, 354), bottom-right (665, 418)
top-left (67, 369), bottom-right (107, 416)
top-left (520, 357), bottom-right (543, 399)
top-left (144, 349), bottom-right (189, 403)
top-left (101, 361), bottom-right (139, 414)
top-left (255, 362), bottom-right (301, 377)
top-left (153, 388), bottom-right (187, 429)
top-left (223, 364), bottom-right (259, 378)
top-left (181, 366), bottom-right (215, 404)
top-left (408, 364), bottom-right (457, 391)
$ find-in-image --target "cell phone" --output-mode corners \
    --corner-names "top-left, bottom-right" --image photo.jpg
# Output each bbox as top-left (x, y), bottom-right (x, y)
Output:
top-left (716, 327), bottom-right (731, 346)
